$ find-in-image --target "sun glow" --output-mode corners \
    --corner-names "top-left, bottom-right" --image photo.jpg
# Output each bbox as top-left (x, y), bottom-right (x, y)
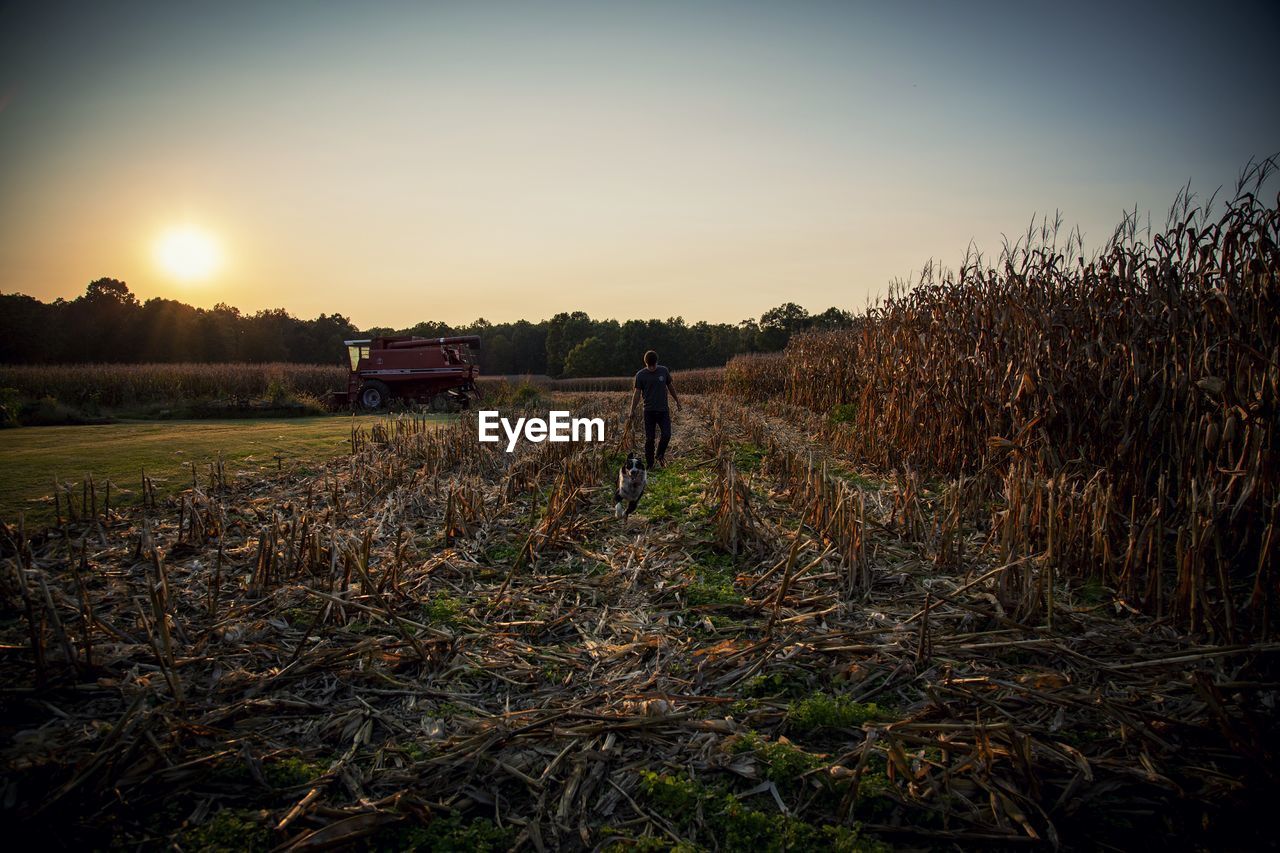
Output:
top-left (154, 225), bottom-right (221, 282)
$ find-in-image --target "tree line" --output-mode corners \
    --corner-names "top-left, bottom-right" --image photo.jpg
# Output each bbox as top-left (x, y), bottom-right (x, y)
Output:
top-left (0, 279), bottom-right (855, 376)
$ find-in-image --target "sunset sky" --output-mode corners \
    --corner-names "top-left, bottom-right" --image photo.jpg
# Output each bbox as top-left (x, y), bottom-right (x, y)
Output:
top-left (1, 1), bottom-right (1276, 328)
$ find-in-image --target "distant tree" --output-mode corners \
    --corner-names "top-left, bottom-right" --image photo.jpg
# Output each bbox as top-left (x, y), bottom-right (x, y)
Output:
top-left (84, 277), bottom-right (139, 308)
top-left (544, 311), bottom-right (593, 377)
top-left (137, 297), bottom-right (200, 361)
top-left (0, 293), bottom-right (55, 362)
top-left (508, 320), bottom-right (547, 375)
top-left (483, 333), bottom-right (514, 375)
top-left (562, 336), bottom-right (609, 378)
top-left (812, 306), bottom-right (855, 330)
top-left (614, 319), bottom-right (649, 373)
top-left (405, 320), bottom-right (453, 339)
top-left (655, 316), bottom-right (687, 367)
top-left (590, 318), bottom-right (623, 373)
top-left (195, 304), bottom-right (242, 361)
top-left (312, 314), bottom-right (360, 362)
top-left (241, 308), bottom-right (294, 362)
top-left (0, 283), bottom-right (841, 369)
top-left (756, 302), bottom-right (811, 351)
top-left (64, 278), bottom-right (141, 361)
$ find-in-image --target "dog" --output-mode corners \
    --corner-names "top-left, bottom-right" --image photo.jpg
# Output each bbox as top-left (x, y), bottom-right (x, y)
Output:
top-left (614, 453), bottom-right (648, 518)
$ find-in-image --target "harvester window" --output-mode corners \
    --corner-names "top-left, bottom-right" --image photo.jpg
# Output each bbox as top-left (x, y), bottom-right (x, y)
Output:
top-left (348, 345), bottom-right (369, 371)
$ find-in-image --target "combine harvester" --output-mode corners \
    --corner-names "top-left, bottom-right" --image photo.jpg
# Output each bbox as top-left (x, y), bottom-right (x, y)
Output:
top-left (331, 335), bottom-right (481, 411)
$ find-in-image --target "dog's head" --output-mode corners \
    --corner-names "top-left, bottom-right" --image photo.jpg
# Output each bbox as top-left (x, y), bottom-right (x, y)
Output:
top-left (622, 453), bottom-right (646, 486)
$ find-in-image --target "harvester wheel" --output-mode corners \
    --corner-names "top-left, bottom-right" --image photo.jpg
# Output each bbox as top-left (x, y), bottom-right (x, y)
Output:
top-left (358, 380), bottom-right (392, 410)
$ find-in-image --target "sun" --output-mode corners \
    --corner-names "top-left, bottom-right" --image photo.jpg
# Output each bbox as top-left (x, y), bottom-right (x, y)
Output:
top-left (154, 225), bottom-right (222, 282)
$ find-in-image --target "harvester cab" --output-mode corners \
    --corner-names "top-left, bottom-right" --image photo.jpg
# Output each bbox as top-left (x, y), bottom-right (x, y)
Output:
top-left (332, 335), bottom-right (481, 411)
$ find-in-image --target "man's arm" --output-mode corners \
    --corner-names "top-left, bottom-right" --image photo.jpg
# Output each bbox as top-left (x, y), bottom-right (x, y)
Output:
top-left (668, 377), bottom-right (681, 411)
top-left (628, 387), bottom-right (642, 418)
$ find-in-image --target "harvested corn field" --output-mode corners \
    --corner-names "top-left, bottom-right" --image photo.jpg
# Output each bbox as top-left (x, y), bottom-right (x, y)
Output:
top-left (2, 391), bottom-right (1276, 851)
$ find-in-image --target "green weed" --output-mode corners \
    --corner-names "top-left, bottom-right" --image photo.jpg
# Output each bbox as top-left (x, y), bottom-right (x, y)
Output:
top-left (264, 757), bottom-right (324, 788)
top-left (643, 458), bottom-right (711, 521)
top-left (370, 812), bottom-right (514, 852)
top-left (637, 771), bottom-right (888, 852)
top-left (732, 443), bottom-right (766, 473)
top-left (828, 403), bottom-right (858, 425)
top-left (421, 596), bottom-right (462, 626)
top-left (787, 693), bottom-right (891, 733)
top-left (740, 671), bottom-right (811, 699)
top-left (729, 731), bottom-right (825, 785)
top-left (685, 552), bottom-right (744, 607)
top-left (178, 808), bottom-right (273, 853)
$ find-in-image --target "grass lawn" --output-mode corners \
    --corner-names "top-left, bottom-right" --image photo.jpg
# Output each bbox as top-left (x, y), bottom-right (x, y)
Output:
top-left (0, 414), bottom-right (448, 526)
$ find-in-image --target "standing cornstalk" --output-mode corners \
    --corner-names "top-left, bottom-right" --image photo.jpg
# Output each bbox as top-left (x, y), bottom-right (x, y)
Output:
top-left (727, 163), bottom-right (1280, 638)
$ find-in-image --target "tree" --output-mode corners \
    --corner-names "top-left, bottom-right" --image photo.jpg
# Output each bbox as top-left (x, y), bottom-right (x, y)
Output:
top-left (241, 309), bottom-right (294, 362)
top-left (562, 336), bottom-right (609, 378)
top-left (84, 277), bottom-right (138, 308)
top-left (756, 302), bottom-right (811, 351)
top-left (195, 304), bottom-right (242, 361)
top-left (812, 307), bottom-right (855, 330)
top-left (137, 298), bottom-right (200, 361)
top-left (0, 293), bottom-right (55, 362)
top-left (614, 319), bottom-right (649, 374)
top-left (482, 333), bottom-right (514, 375)
top-left (509, 321), bottom-right (547, 375)
top-left (299, 313), bottom-right (360, 364)
top-left (544, 311), bottom-right (593, 377)
top-left (0, 285), bottom-right (829, 369)
top-left (63, 278), bottom-right (142, 361)
top-left (405, 320), bottom-right (453, 339)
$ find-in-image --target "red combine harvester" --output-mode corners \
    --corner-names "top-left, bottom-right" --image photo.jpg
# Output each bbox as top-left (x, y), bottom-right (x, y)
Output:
top-left (331, 335), bottom-right (481, 411)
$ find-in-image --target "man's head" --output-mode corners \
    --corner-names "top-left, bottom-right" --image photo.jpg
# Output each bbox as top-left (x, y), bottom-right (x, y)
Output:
top-left (644, 350), bottom-right (658, 368)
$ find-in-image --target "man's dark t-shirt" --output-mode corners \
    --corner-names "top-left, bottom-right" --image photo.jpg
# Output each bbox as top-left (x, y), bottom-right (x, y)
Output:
top-left (634, 366), bottom-right (672, 412)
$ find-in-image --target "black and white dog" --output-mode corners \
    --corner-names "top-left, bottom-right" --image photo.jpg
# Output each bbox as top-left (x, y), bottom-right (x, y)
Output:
top-left (614, 453), bottom-right (648, 518)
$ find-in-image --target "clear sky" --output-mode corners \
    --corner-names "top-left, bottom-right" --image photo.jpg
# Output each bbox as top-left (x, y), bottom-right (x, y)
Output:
top-left (1, 0), bottom-right (1276, 328)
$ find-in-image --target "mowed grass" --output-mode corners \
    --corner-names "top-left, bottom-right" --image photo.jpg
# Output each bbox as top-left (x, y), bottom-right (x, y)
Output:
top-left (0, 415), bottom-right (447, 526)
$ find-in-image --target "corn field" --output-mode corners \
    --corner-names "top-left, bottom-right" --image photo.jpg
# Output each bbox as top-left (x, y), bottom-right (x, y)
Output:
top-left (525, 369), bottom-right (725, 394)
top-left (0, 362), bottom-right (348, 407)
top-left (727, 167), bottom-right (1279, 640)
top-left (724, 352), bottom-right (785, 400)
top-left (0, 364), bottom-right (725, 409)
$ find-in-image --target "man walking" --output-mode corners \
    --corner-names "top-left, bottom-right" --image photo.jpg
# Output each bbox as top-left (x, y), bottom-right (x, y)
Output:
top-left (628, 350), bottom-right (681, 469)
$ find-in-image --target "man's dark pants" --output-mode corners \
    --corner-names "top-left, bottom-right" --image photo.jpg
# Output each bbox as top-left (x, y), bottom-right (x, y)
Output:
top-left (643, 409), bottom-right (671, 468)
